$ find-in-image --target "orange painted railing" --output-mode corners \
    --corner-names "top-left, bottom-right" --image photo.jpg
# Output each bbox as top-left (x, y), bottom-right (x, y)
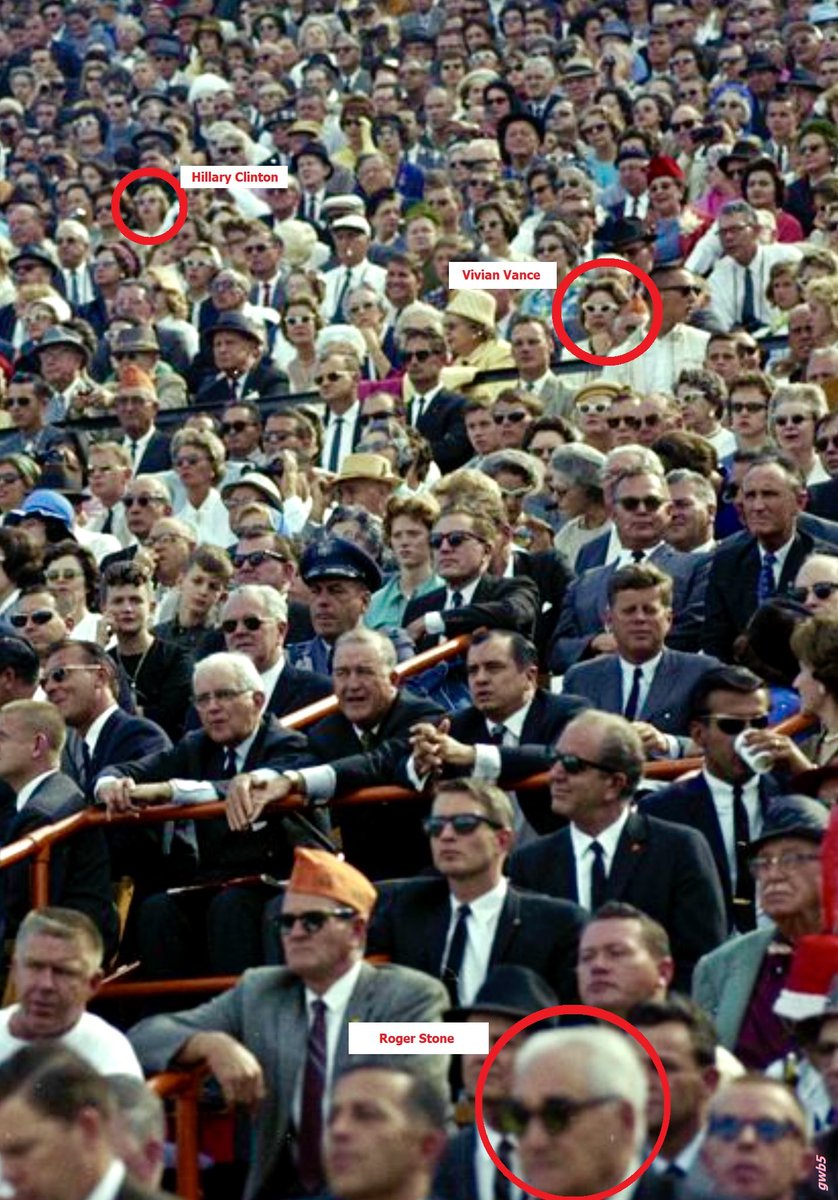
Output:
top-left (149, 1066), bottom-right (207, 1200)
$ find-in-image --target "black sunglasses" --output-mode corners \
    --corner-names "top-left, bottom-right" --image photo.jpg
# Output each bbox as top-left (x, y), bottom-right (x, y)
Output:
top-left (10, 610), bottom-right (54, 627)
top-left (277, 909), bottom-right (357, 934)
top-left (221, 615), bottom-right (267, 633)
top-left (221, 420), bottom-right (256, 435)
top-left (422, 813), bottom-right (504, 837)
top-left (402, 348), bottom-right (433, 362)
top-left (429, 530), bottom-right (486, 550)
top-left (607, 415), bottom-right (641, 429)
top-left (232, 550), bottom-right (288, 569)
top-left (817, 434), bottom-right (838, 451)
top-left (788, 582), bottom-right (838, 603)
top-left (498, 1095), bottom-right (619, 1137)
top-left (698, 713), bottom-right (770, 735)
top-left (616, 495), bottom-right (665, 512)
top-left (554, 751), bottom-right (613, 775)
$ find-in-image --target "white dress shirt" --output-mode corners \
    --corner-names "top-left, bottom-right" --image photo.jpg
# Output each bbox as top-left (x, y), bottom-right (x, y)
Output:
top-left (84, 1160), bottom-right (127, 1200)
top-left (424, 576), bottom-right (481, 636)
top-left (707, 244), bottom-right (802, 332)
top-left (84, 704), bottom-right (120, 755)
top-left (293, 958), bottom-right (365, 1126)
top-left (175, 489), bottom-right (233, 547)
top-left (618, 652), bottom-right (662, 718)
top-left (122, 428), bottom-right (156, 475)
top-left (701, 767), bottom-right (762, 891)
top-left (569, 807), bottom-right (631, 910)
top-left (602, 323), bottom-right (710, 394)
top-left (442, 878), bottom-right (508, 1005)
top-left (320, 400), bottom-right (359, 472)
top-left (475, 1124), bottom-right (523, 1200)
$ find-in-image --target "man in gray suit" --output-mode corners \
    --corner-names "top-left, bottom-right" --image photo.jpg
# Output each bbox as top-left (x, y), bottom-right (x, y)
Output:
top-left (128, 847), bottom-right (450, 1200)
top-left (692, 796), bottom-right (828, 1067)
top-left (563, 563), bottom-right (721, 758)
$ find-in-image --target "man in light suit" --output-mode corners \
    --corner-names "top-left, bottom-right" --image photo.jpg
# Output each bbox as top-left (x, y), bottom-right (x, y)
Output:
top-left (707, 201), bottom-right (801, 333)
top-left (563, 563), bottom-right (721, 758)
top-left (550, 469), bottom-right (710, 672)
top-left (128, 848), bottom-right (450, 1200)
top-left (0, 1044), bottom-right (172, 1200)
top-left (692, 796), bottom-right (827, 1066)
top-left (509, 314), bottom-right (572, 417)
top-left (0, 700), bottom-right (118, 957)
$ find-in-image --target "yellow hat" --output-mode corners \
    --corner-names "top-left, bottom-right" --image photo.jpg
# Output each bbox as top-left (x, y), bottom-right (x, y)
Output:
top-left (288, 848), bottom-right (377, 919)
top-left (445, 289), bottom-right (497, 333)
top-left (333, 452), bottom-right (400, 488)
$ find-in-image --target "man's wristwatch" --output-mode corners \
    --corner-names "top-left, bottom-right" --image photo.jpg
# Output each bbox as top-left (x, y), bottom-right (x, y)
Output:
top-left (283, 770), bottom-right (307, 795)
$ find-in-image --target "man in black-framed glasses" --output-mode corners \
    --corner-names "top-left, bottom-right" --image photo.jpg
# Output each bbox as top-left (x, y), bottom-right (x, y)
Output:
top-left (508, 1025), bottom-right (649, 1198)
top-left (509, 710), bottom-right (726, 993)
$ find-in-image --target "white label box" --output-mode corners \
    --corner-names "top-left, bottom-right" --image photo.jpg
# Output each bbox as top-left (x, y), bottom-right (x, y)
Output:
top-left (449, 261), bottom-right (556, 290)
top-left (180, 166), bottom-right (288, 189)
top-left (348, 1022), bottom-right (489, 1054)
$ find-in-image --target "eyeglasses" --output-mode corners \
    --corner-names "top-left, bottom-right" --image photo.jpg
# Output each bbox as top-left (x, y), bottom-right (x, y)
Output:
top-left (582, 301), bottom-right (618, 316)
top-left (193, 687), bottom-right (252, 708)
top-left (232, 551), bottom-right (288, 569)
top-left (530, 183), bottom-right (553, 198)
top-left (800, 142), bottom-right (826, 155)
top-left (403, 348), bottom-right (434, 363)
top-left (576, 400), bottom-right (611, 415)
top-left (184, 258), bottom-right (213, 270)
top-left (554, 750), bottom-right (612, 775)
top-left (423, 812), bottom-right (504, 837)
top-left (285, 314), bottom-right (313, 326)
top-left (498, 1095), bottom-right (619, 1137)
top-left (359, 411), bottom-right (393, 426)
top-left (39, 664), bottom-right (97, 686)
top-left (45, 569), bottom-right (82, 583)
top-left (731, 401), bottom-right (767, 414)
top-left (0, 472), bottom-right (22, 486)
top-left (278, 909), bottom-right (356, 934)
top-left (817, 434), bottom-right (838, 451)
top-left (175, 456), bottom-right (205, 468)
top-left (493, 411), bottom-right (529, 425)
top-left (313, 372), bottom-right (345, 386)
top-left (581, 122), bottom-right (608, 135)
top-left (125, 494), bottom-right (163, 509)
top-left (430, 530), bottom-right (487, 550)
top-left (787, 582), bottom-right (838, 603)
top-left (486, 95), bottom-right (510, 107)
top-left (607, 415), bottom-right (642, 430)
top-left (147, 532), bottom-right (187, 547)
top-left (221, 615), bottom-right (268, 633)
top-left (221, 420), bottom-right (256, 435)
top-left (660, 284), bottom-right (701, 296)
top-left (10, 610), bottom-right (54, 628)
top-left (640, 413), bottom-right (661, 428)
top-left (708, 1114), bottom-right (804, 1143)
top-left (774, 413), bottom-right (810, 427)
top-left (616, 494), bottom-right (665, 511)
top-left (671, 119), bottom-right (698, 131)
top-left (5, 396), bottom-right (31, 408)
top-left (699, 713), bottom-right (770, 735)
top-left (749, 851), bottom-right (821, 877)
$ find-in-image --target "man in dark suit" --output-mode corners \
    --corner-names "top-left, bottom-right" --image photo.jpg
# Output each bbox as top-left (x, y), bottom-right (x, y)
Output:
top-left (406, 628), bottom-right (589, 834)
top-left (403, 506), bottom-right (540, 654)
top-left (435, 966), bottom-right (560, 1200)
top-left (129, 848), bottom-right (450, 1200)
top-left (641, 665), bottom-right (785, 932)
top-left (507, 710), bottom-right (727, 991)
top-left (0, 1044), bottom-right (173, 1200)
top-left (229, 530), bottom-right (313, 645)
top-left (550, 469), bottom-right (710, 672)
top-left (703, 454), bottom-right (837, 661)
top-left (367, 777), bottom-right (585, 1002)
top-left (95, 651), bottom-right (318, 977)
top-left (0, 701), bottom-right (118, 957)
top-left (113, 368), bottom-right (173, 478)
top-left (402, 328), bottom-right (471, 473)
top-left (194, 312), bottom-right (289, 408)
top-left (563, 563), bottom-right (722, 758)
top-left (229, 628), bottom-right (444, 880)
top-left (807, 473), bottom-right (838, 521)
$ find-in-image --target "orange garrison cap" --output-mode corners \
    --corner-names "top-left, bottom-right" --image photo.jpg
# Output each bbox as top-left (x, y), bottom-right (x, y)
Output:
top-left (288, 847), bottom-right (377, 918)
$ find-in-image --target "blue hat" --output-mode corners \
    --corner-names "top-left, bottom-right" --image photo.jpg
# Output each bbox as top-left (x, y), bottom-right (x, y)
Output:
top-left (140, 33), bottom-right (185, 60)
top-left (300, 535), bottom-right (382, 592)
top-left (7, 489), bottom-right (74, 531)
top-left (747, 795), bottom-right (829, 854)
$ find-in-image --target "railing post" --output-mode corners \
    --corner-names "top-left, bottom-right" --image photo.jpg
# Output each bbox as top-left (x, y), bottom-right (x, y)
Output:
top-left (174, 1077), bottom-right (202, 1200)
top-left (31, 845), bottom-right (51, 908)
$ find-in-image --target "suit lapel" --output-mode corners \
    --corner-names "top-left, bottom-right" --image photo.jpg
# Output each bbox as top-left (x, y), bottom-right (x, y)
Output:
top-left (557, 832), bottom-right (579, 904)
top-left (276, 979), bottom-right (308, 1124)
top-left (489, 889), bottom-right (522, 964)
top-left (642, 654), bottom-right (675, 721)
top-left (607, 812), bottom-right (649, 899)
top-left (334, 963), bottom-right (376, 1078)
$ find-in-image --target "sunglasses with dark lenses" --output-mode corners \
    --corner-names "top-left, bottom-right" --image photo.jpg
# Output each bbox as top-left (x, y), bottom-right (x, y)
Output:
top-left (429, 531), bottom-right (487, 550)
top-left (774, 413), bottom-right (810, 427)
top-left (232, 550), bottom-right (288, 570)
top-left (221, 615), bottom-right (267, 634)
top-left (731, 401), bottom-right (767, 414)
top-left (313, 371), bottom-right (344, 386)
top-left (278, 909), bottom-right (356, 934)
top-left (817, 434), bottom-right (838, 451)
top-left (700, 713), bottom-right (770, 735)
top-left (5, 396), bottom-right (31, 408)
top-left (39, 664), bottom-right (96, 686)
top-left (554, 750), bottom-right (612, 775)
top-left (10, 610), bottom-right (54, 628)
top-left (124, 494), bottom-right (162, 508)
top-left (787, 582), bottom-right (838, 603)
top-left (616, 495), bottom-right (665, 511)
top-left (493, 411), bottom-right (528, 425)
top-left (422, 813), bottom-right (504, 837)
top-left (707, 1115), bottom-right (803, 1144)
top-left (498, 1095), bottom-right (619, 1138)
top-left (221, 420), bottom-right (256, 435)
top-left (403, 348), bottom-right (433, 362)
top-left (607, 415), bottom-right (641, 430)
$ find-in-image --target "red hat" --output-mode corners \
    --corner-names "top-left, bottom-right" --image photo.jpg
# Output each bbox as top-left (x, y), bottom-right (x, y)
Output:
top-left (647, 155), bottom-right (685, 184)
top-left (774, 934), bottom-right (838, 1020)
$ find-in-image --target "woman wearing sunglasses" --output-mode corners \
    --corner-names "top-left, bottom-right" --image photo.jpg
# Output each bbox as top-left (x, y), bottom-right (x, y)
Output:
top-left (42, 540), bottom-right (104, 644)
top-left (768, 384), bottom-right (830, 486)
top-left (171, 428), bottom-right (233, 547)
top-left (577, 277), bottom-right (630, 364)
top-left (280, 296), bottom-right (323, 393)
top-left (0, 454), bottom-right (39, 515)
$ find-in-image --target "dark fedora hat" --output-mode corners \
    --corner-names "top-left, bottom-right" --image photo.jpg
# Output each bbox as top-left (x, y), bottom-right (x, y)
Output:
top-left (446, 965), bottom-right (559, 1022)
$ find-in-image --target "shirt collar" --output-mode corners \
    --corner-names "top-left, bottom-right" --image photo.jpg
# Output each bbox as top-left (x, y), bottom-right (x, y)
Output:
top-left (449, 877), bottom-right (508, 920)
top-left (701, 767), bottom-right (761, 803)
top-left (446, 577), bottom-right (481, 605)
top-left (570, 805), bottom-right (631, 858)
top-left (618, 651), bottom-right (663, 677)
top-left (488, 698), bottom-right (533, 740)
top-left (84, 704), bottom-right (120, 751)
top-left (259, 654), bottom-right (286, 707)
top-left (229, 723), bottom-right (261, 770)
top-left (16, 768), bottom-right (59, 812)
top-left (305, 957), bottom-right (364, 1012)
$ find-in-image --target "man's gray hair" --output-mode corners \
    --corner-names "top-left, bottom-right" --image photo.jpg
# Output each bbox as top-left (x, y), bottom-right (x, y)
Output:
top-left (665, 469), bottom-right (717, 509)
top-left (107, 1075), bottom-right (166, 1142)
top-left (334, 627), bottom-right (397, 671)
top-left (719, 199), bottom-right (758, 225)
top-left (193, 651), bottom-right (263, 693)
top-left (515, 1027), bottom-right (648, 1150)
top-left (225, 584), bottom-right (288, 623)
top-left (603, 445), bottom-right (664, 476)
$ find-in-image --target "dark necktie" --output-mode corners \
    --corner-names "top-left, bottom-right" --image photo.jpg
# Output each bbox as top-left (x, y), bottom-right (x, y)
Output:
top-left (742, 266), bottom-right (756, 330)
top-left (631, 549), bottom-right (645, 562)
top-left (227, 375), bottom-right (238, 403)
top-left (129, 440), bottom-right (139, 468)
top-left (441, 903), bottom-right (471, 1003)
top-left (589, 841), bottom-right (607, 910)
top-left (623, 666), bottom-right (644, 721)
top-left (662, 1163), bottom-right (686, 1180)
top-left (102, 508), bottom-right (113, 536)
top-left (78, 739), bottom-right (93, 791)
top-left (222, 746), bottom-right (238, 777)
top-left (757, 551), bottom-right (777, 605)
top-left (449, 590), bottom-right (464, 608)
top-left (495, 1136), bottom-right (515, 1200)
top-left (732, 782), bottom-right (756, 920)
top-left (262, 282), bottom-right (271, 307)
top-left (359, 729), bottom-right (376, 751)
top-left (327, 416), bottom-right (344, 472)
top-left (489, 723), bottom-right (507, 745)
top-left (413, 395), bottom-right (427, 423)
top-left (298, 998), bottom-right (327, 1192)
top-left (334, 268), bottom-right (353, 321)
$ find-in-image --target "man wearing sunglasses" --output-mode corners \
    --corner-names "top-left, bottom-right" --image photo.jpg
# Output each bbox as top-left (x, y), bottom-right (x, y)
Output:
top-left (401, 329), bottom-right (471, 474)
top-left (643, 666), bottom-right (783, 933)
top-left (10, 588), bottom-right (70, 664)
top-left (551, 467), bottom-right (710, 673)
top-left (112, 367), bottom-right (171, 478)
top-left (699, 1078), bottom-right (813, 1200)
top-left (693, 795), bottom-right (827, 1069)
top-left (129, 846), bottom-right (449, 1200)
top-left (703, 454), bottom-right (835, 662)
top-left (0, 373), bottom-right (64, 462)
top-left (509, 710), bottom-right (726, 991)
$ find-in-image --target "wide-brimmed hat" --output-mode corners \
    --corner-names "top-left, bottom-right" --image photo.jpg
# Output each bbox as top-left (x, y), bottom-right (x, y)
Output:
top-left (331, 453), bottom-right (400, 489)
top-left (747, 795), bottom-right (829, 855)
top-left (205, 312), bottom-right (265, 347)
top-left (10, 244), bottom-right (60, 278)
top-left (291, 139), bottom-right (333, 178)
top-left (32, 325), bottom-right (90, 364)
top-left (445, 289), bottom-right (497, 333)
top-left (221, 471), bottom-right (284, 511)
